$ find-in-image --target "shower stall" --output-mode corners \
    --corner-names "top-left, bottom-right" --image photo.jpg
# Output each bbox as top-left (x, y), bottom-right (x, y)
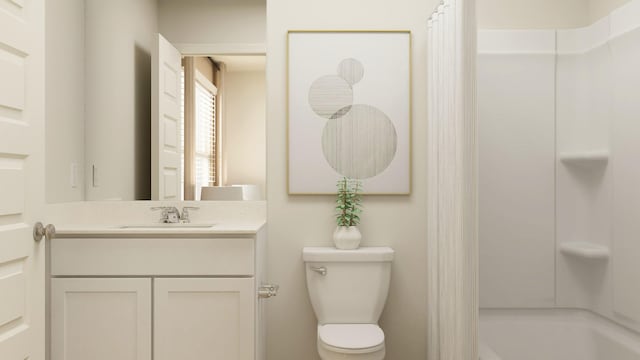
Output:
top-left (478, 0), bottom-right (640, 358)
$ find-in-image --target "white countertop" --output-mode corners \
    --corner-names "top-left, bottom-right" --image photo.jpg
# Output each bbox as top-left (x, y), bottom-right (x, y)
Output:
top-left (46, 201), bottom-right (266, 238)
top-left (55, 221), bottom-right (266, 238)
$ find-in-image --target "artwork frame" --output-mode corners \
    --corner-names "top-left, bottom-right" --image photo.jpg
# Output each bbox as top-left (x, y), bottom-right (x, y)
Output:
top-left (287, 30), bottom-right (412, 195)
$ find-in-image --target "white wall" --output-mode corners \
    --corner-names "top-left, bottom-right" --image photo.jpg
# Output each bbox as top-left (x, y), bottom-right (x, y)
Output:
top-left (46, 0), bottom-right (85, 203)
top-left (158, 0), bottom-right (266, 46)
top-left (266, 0), bottom-right (433, 359)
top-left (556, 4), bottom-right (640, 332)
top-left (555, 18), bottom-right (613, 315)
top-left (478, 31), bottom-right (557, 308)
top-left (477, 0), bottom-right (590, 29)
top-left (610, 18), bottom-right (640, 328)
top-left (222, 70), bottom-right (266, 197)
top-left (84, 0), bottom-right (158, 200)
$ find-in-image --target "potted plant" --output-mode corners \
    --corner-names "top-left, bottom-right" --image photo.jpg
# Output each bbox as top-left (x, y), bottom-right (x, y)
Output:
top-left (334, 177), bottom-right (363, 249)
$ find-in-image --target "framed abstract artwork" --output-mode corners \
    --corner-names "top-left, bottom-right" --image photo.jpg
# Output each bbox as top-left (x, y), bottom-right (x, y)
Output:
top-left (287, 30), bottom-right (411, 195)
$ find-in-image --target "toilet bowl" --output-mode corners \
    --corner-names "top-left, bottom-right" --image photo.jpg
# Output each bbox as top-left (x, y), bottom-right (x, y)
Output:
top-left (303, 247), bottom-right (394, 360)
top-left (317, 324), bottom-right (386, 360)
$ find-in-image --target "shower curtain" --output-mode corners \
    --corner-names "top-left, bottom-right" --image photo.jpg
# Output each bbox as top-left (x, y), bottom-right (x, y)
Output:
top-left (426, 1), bottom-right (478, 359)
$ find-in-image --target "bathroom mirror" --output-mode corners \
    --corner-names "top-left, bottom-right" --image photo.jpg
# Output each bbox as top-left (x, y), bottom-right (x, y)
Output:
top-left (45, 0), bottom-right (266, 203)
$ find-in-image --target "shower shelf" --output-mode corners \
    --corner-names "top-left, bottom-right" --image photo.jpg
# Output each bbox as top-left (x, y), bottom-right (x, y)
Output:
top-left (560, 242), bottom-right (610, 260)
top-left (559, 151), bottom-right (609, 168)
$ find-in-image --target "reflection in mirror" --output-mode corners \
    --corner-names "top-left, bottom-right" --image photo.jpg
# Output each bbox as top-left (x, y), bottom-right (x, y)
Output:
top-left (45, 0), bottom-right (266, 203)
top-left (172, 54), bottom-right (266, 202)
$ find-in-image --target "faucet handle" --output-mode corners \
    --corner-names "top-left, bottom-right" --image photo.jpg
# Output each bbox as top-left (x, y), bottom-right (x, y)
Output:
top-left (181, 207), bottom-right (200, 223)
top-left (151, 206), bottom-right (177, 223)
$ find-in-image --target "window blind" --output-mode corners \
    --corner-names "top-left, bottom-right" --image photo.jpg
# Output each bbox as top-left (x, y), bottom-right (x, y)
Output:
top-left (195, 81), bottom-right (216, 196)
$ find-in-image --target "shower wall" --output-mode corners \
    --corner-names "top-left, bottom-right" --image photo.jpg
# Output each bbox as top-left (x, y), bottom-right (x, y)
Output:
top-left (479, 0), bottom-right (640, 333)
top-left (478, 30), bottom-right (556, 308)
top-left (555, 15), bottom-right (614, 320)
top-left (610, 8), bottom-right (640, 325)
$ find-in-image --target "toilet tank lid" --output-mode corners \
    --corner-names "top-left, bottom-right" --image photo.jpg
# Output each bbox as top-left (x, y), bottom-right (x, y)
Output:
top-left (303, 247), bottom-right (394, 262)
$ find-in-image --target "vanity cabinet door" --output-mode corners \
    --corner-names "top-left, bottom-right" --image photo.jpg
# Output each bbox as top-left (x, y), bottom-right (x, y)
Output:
top-left (154, 278), bottom-right (255, 360)
top-left (51, 278), bottom-right (152, 360)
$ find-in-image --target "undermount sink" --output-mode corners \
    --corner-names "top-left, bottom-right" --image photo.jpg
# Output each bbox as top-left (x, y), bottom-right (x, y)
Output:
top-left (119, 223), bottom-right (216, 229)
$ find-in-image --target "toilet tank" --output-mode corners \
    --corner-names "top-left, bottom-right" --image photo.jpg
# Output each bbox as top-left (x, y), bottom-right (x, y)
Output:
top-left (303, 247), bottom-right (394, 324)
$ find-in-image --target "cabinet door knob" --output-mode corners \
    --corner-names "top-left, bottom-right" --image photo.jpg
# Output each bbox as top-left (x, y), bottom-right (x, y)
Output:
top-left (33, 222), bottom-right (56, 242)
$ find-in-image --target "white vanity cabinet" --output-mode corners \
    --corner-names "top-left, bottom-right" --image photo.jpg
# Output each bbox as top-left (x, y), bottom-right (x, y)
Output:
top-left (50, 227), bottom-right (267, 360)
top-left (51, 278), bottom-right (153, 360)
top-left (154, 278), bottom-right (255, 360)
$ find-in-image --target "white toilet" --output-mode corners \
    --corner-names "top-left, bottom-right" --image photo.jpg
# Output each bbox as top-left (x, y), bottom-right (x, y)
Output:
top-left (303, 247), bottom-right (394, 360)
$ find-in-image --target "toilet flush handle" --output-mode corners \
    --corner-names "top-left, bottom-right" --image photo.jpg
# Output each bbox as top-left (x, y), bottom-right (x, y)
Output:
top-left (311, 266), bottom-right (327, 276)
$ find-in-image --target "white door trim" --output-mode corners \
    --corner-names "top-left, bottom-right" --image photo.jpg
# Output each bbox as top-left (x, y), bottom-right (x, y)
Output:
top-left (175, 43), bottom-right (266, 56)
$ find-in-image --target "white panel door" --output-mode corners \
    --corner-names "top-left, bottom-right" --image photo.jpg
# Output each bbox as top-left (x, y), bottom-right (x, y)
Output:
top-left (0, 0), bottom-right (46, 359)
top-left (154, 278), bottom-right (255, 360)
top-left (152, 33), bottom-right (182, 200)
top-left (51, 278), bottom-right (152, 360)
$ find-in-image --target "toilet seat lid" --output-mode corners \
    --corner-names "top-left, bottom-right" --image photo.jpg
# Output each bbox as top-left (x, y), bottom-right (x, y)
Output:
top-left (318, 324), bottom-right (385, 350)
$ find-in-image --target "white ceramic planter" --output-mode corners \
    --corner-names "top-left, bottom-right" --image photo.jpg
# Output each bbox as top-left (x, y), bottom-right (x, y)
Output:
top-left (333, 226), bottom-right (361, 250)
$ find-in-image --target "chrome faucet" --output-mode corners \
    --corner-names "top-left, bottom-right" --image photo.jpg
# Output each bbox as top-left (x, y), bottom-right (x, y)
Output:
top-left (152, 206), bottom-right (181, 223)
top-left (152, 206), bottom-right (200, 223)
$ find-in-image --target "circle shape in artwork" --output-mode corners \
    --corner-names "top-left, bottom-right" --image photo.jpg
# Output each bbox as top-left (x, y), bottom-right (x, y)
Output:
top-left (337, 58), bottom-right (364, 85)
top-left (321, 104), bottom-right (398, 179)
top-left (308, 75), bottom-right (353, 119)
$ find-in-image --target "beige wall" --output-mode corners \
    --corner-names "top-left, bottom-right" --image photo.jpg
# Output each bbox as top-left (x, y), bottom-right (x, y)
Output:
top-left (588, 0), bottom-right (632, 21)
top-left (84, 0), bottom-right (158, 200)
top-left (46, 0), bottom-right (158, 202)
top-left (266, 0), bottom-right (433, 359)
top-left (158, 0), bottom-right (266, 45)
top-left (223, 70), bottom-right (266, 196)
top-left (46, 0), bottom-right (86, 203)
top-left (477, 0), bottom-right (590, 28)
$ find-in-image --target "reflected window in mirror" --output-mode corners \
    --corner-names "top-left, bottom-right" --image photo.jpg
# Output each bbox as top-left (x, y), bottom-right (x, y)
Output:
top-left (181, 57), bottom-right (220, 201)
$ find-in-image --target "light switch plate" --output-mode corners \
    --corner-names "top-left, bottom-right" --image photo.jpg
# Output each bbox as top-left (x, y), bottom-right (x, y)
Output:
top-left (70, 162), bottom-right (78, 188)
